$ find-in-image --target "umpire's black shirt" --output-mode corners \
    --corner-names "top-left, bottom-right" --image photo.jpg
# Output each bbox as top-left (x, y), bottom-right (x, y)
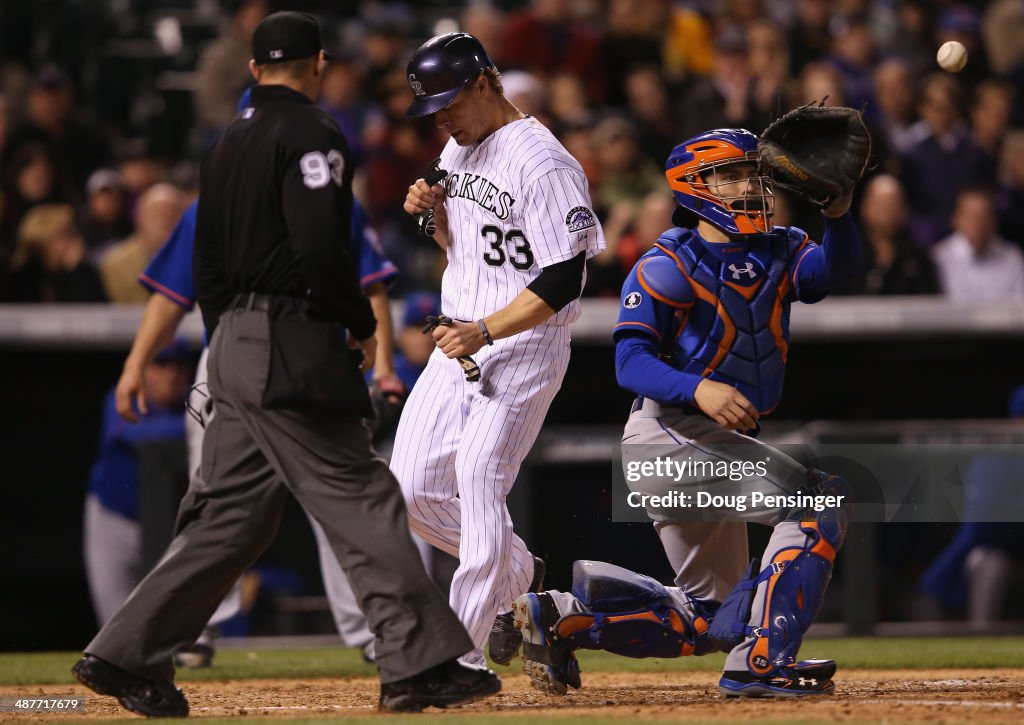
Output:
top-left (194, 84), bottom-right (375, 340)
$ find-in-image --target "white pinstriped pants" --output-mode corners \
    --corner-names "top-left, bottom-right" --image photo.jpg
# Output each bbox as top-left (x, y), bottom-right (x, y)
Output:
top-left (391, 325), bottom-right (570, 650)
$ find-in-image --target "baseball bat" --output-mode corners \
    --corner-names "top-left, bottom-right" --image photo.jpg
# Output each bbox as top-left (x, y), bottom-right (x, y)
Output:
top-left (422, 315), bottom-right (481, 383)
top-left (417, 157), bottom-right (448, 237)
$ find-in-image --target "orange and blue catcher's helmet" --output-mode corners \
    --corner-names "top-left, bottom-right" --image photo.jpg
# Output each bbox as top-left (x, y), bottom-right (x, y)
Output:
top-left (665, 128), bottom-right (774, 235)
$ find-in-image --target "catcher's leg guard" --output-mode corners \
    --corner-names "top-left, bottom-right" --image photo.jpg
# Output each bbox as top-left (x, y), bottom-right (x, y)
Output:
top-left (515, 561), bottom-right (716, 695)
top-left (706, 558), bottom-right (767, 653)
top-left (720, 470), bottom-right (850, 695)
top-left (555, 560), bottom-right (714, 658)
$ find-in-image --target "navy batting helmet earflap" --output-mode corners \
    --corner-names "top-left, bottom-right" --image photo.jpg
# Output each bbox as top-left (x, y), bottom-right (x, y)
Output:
top-left (405, 33), bottom-right (495, 117)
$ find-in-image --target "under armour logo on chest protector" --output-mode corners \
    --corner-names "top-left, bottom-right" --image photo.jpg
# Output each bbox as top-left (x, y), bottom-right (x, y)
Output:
top-left (728, 262), bottom-right (758, 280)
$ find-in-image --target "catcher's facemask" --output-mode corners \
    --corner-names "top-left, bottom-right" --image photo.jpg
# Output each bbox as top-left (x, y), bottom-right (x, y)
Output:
top-left (666, 129), bottom-right (775, 235)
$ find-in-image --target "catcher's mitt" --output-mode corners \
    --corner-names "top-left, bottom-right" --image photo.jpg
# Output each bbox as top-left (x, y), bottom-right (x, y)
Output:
top-left (757, 104), bottom-right (872, 209)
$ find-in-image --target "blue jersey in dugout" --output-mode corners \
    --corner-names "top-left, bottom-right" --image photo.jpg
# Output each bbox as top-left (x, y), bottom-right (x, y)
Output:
top-left (615, 224), bottom-right (829, 415)
top-left (87, 389), bottom-right (186, 520)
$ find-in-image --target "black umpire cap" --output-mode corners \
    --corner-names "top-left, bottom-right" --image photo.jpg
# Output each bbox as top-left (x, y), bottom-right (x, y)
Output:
top-left (252, 11), bottom-right (330, 65)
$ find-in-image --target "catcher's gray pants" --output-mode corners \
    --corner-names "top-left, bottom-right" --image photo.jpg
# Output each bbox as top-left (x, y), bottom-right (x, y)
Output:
top-left (619, 399), bottom-right (833, 672)
top-left (86, 308), bottom-right (472, 684)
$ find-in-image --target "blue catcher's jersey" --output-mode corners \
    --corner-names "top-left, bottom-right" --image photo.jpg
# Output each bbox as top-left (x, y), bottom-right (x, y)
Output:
top-left (615, 225), bottom-right (816, 414)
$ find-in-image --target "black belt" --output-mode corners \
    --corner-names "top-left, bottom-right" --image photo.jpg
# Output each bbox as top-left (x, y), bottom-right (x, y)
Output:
top-left (231, 292), bottom-right (273, 312)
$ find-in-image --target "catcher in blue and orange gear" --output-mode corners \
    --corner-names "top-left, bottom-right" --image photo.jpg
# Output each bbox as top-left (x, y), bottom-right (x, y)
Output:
top-left (513, 126), bottom-right (865, 698)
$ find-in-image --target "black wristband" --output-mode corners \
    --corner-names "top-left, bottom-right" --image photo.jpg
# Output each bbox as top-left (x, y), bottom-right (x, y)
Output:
top-left (477, 319), bottom-right (494, 345)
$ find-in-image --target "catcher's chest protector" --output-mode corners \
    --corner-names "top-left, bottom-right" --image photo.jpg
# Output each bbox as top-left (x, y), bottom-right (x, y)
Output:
top-left (656, 228), bottom-right (808, 413)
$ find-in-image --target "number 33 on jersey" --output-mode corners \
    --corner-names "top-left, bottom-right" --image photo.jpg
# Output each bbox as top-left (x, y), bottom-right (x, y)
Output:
top-left (438, 116), bottom-right (605, 326)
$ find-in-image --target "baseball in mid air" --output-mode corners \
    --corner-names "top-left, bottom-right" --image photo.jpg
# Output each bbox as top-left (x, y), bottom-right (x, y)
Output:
top-left (936, 41), bottom-right (968, 72)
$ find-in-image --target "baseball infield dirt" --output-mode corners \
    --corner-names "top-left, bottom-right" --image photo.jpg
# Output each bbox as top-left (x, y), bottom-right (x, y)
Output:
top-left (2, 669), bottom-right (1022, 723)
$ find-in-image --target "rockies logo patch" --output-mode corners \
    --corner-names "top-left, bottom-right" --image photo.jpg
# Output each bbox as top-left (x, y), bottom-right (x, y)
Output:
top-left (565, 206), bottom-right (596, 233)
top-left (624, 291), bottom-right (642, 309)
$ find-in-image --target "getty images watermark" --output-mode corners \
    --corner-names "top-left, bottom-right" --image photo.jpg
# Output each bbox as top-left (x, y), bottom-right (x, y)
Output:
top-left (612, 442), bottom-right (1024, 523)
top-left (622, 454), bottom-right (845, 517)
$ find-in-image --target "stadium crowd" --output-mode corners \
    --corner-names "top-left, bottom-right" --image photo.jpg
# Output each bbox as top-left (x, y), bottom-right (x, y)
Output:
top-left (0, 0), bottom-right (1022, 304)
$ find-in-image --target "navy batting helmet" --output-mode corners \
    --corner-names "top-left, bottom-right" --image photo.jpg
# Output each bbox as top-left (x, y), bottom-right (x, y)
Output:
top-left (405, 33), bottom-right (495, 117)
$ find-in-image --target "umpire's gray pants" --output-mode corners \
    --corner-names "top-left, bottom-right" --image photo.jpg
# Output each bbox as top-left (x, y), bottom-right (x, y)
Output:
top-left (184, 347), bottom-right (244, 636)
top-left (86, 308), bottom-right (472, 683)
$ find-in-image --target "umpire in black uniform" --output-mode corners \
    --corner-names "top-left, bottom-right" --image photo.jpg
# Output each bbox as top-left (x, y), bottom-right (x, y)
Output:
top-left (72, 12), bottom-right (499, 715)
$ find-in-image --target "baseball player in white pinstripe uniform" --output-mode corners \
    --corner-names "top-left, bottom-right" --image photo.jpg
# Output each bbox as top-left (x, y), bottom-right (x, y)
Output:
top-left (396, 33), bottom-right (605, 667)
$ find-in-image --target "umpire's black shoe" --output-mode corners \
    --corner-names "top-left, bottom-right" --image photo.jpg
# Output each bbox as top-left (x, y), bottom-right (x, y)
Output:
top-left (72, 654), bottom-right (189, 718)
top-left (378, 658), bottom-right (501, 712)
top-left (487, 556), bottom-right (547, 665)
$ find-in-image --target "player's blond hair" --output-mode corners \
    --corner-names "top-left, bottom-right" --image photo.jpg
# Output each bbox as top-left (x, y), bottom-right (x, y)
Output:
top-left (483, 67), bottom-right (504, 95)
